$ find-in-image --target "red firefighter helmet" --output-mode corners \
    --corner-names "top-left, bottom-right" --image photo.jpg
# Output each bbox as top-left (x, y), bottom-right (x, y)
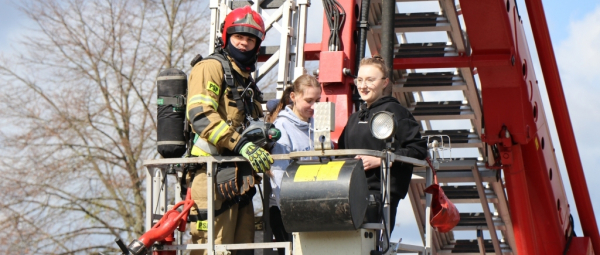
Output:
top-left (221, 6), bottom-right (266, 52)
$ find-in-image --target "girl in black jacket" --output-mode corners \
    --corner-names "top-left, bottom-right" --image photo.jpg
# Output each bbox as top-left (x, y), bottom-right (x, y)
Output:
top-left (338, 56), bottom-right (428, 232)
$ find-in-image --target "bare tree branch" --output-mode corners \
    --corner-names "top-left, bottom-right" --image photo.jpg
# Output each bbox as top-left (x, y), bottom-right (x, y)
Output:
top-left (0, 0), bottom-right (210, 253)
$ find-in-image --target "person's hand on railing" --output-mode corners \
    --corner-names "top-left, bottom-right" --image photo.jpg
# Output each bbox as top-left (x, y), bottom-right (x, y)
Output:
top-left (239, 142), bottom-right (273, 173)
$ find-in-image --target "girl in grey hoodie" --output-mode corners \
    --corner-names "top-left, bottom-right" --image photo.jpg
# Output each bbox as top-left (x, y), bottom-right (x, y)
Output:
top-left (267, 74), bottom-right (321, 255)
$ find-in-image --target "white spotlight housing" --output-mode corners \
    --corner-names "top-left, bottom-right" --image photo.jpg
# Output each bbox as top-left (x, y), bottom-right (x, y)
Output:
top-left (370, 111), bottom-right (396, 140)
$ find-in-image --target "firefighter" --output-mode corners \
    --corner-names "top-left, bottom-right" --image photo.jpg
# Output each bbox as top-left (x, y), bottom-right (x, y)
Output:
top-left (186, 6), bottom-right (272, 255)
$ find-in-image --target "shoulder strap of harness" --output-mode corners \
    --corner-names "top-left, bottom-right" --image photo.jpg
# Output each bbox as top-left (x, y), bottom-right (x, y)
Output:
top-left (203, 53), bottom-right (246, 113)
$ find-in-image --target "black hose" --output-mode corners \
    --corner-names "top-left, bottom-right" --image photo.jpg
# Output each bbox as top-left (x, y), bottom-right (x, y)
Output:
top-left (380, 0), bottom-right (395, 83)
top-left (562, 214), bottom-right (577, 255)
top-left (381, 156), bottom-right (391, 254)
top-left (322, 0), bottom-right (346, 51)
top-left (353, 0), bottom-right (371, 112)
top-left (356, 0), bottom-right (371, 71)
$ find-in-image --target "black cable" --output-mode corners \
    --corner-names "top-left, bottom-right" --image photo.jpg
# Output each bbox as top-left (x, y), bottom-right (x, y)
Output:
top-left (255, 183), bottom-right (263, 202)
top-left (370, 158), bottom-right (391, 255)
top-left (178, 165), bottom-right (188, 200)
top-left (322, 0), bottom-right (346, 51)
top-left (373, 157), bottom-right (391, 254)
top-left (356, 0), bottom-right (370, 71)
top-left (381, 156), bottom-right (391, 253)
top-left (562, 214), bottom-right (577, 255)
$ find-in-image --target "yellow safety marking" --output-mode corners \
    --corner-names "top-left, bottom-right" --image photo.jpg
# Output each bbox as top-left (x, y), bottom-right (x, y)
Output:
top-left (316, 161), bottom-right (344, 181)
top-left (207, 81), bottom-right (220, 96)
top-left (294, 161), bottom-right (344, 182)
top-left (197, 220), bottom-right (208, 231)
top-left (294, 164), bottom-right (321, 182)
top-left (191, 146), bottom-right (211, 157)
top-left (208, 121), bottom-right (229, 145)
top-left (535, 137), bottom-right (539, 150)
top-left (189, 94), bottom-right (218, 110)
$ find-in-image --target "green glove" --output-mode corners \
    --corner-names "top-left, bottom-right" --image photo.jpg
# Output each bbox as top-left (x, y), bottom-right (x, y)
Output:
top-left (239, 142), bottom-right (274, 173)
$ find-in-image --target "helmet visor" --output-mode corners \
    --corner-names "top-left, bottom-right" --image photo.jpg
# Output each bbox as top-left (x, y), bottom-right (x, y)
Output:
top-left (227, 26), bottom-right (264, 41)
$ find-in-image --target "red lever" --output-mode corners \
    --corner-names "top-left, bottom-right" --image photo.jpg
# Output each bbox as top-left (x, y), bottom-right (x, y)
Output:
top-left (127, 188), bottom-right (194, 255)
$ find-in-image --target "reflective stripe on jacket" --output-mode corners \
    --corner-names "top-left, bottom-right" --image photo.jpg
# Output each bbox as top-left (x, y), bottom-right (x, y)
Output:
top-left (186, 57), bottom-right (263, 156)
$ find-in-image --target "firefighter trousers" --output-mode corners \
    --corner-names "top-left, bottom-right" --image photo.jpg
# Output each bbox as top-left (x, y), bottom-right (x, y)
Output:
top-left (189, 170), bottom-right (255, 255)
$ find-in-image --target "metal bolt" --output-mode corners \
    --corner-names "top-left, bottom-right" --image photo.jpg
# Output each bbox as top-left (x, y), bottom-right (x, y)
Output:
top-left (342, 68), bottom-right (355, 77)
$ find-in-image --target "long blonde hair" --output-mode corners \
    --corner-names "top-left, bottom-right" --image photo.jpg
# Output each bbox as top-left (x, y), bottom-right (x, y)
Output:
top-left (267, 74), bottom-right (321, 123)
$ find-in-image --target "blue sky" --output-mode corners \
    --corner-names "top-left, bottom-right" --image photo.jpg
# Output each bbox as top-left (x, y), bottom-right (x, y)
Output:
top-left (1, 0), bottom-right (599, 250)
top-left (545, 0), bottom-right (600, 41)
top-left (0, 0), bottom-right (28, 51)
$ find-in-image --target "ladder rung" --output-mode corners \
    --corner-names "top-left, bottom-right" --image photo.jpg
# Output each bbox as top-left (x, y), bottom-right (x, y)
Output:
top-left (410, 101), bottom-right (470, 114)
top-left (394, 13), bottom-right (451, 32)
top-left (440, 239), bottom-right (512, 254)
top-left (442, 185), bottom-right (497, 201)
top-left (395, 83), bottom-right (467, 92)
top-left (403, 72), bottom-right (460, 85)
top-left (231, 0), bottom-right (285, 9)
top-left (421, 130), bottom-right (482, 148)
top-left (396, 72), bottom-right (467, 92)
top-left (453, 213), bottom-right (505, 231)
top-left (411, 169), bottom-right (498, 183)
top-left (412, 112), bottom-right (476, 122)
top-left (394, 43), bottom-right (457, 58)
top-left (423, 129), bottom-right (475, 141)
top-left (419, 185), bottom-right (499, 203)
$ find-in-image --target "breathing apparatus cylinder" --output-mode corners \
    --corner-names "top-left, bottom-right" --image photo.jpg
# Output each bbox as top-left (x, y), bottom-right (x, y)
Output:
top-left (157, 68), bottom-right (187, 158)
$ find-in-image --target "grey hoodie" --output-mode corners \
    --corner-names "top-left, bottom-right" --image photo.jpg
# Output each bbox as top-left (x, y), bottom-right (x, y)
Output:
top-left (269, 106), bottom-right (314, 207)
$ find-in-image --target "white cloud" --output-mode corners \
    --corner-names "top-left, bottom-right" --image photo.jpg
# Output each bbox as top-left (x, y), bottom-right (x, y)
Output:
top-left (556, 6), bottom-right (600, 132)
top-left (555, 5), bottom-right (600, 177)
top-left (551, 4), bottom-right (600, 229)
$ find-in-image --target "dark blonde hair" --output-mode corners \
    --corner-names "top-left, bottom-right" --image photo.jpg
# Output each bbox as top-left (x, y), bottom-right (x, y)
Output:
top-left (267, 74), bottom-right (321, 123)
top-left (359, 55), bottom-right (388, 77)
top-left (359, 55), bottom-right (391, 95)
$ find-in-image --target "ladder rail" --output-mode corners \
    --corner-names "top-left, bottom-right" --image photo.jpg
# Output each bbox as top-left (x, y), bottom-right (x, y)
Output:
top-left (367, 0), bottom-right (517, 253)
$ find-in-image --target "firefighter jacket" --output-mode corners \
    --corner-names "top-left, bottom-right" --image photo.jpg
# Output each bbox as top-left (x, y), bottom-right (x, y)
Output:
top-left (186, 55), bottom-right (264, 156)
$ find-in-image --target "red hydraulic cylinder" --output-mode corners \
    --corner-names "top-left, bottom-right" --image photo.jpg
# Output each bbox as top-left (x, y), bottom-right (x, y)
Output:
top-left (521, 129), bottom-right (567, 255)
top-left (501, 144), bottom-right (538, 254)
top-left (567, 237), bottom-right (594, 255)
top-left (525, 0), bottom-right (600, 253)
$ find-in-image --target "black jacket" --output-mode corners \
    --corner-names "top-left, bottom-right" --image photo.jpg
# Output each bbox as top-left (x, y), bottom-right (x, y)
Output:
top-left (339, 96), bottom-right (427, 199)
